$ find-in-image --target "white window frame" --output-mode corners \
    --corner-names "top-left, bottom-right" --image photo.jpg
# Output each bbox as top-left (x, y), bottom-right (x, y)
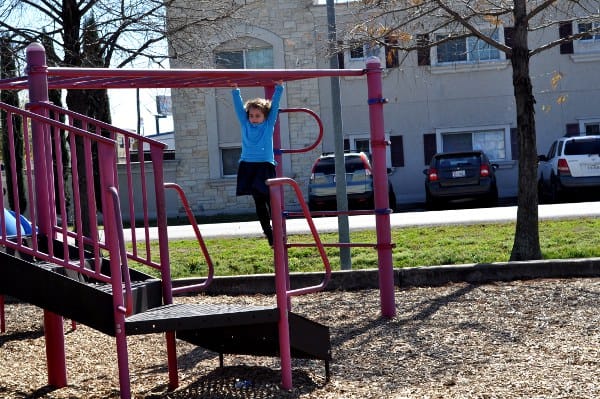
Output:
top-left (345, 42), bottom-right (385, 68)
top-left (573, 21), bottom-right (600, 55)
top-left (578, 118), bottom-right (600, 135)
top-left (432, 28), bottom-right (504, 66)
top-left (435, 125), bottom-right (511, 161)
top-left (429, 27), bottom-right (509, 74)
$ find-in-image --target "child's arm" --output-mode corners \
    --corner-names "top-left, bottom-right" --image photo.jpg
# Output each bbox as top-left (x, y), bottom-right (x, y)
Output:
top-left (231, 85), bottom-right (247, 123)
top-left (266, 82), bottom-right (284, 125)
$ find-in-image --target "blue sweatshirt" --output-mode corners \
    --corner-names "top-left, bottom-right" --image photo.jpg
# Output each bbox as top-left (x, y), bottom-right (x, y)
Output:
top-left (232, 84), bottom-right (283, 165)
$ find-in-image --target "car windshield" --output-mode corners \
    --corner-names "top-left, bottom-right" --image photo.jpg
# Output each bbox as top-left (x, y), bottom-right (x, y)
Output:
top-left (564, 138), bottom-right (600, 155)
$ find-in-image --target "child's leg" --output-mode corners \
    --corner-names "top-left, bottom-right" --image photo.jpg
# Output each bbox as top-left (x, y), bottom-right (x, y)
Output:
top-left (252, 192), bottom-right (273, 245)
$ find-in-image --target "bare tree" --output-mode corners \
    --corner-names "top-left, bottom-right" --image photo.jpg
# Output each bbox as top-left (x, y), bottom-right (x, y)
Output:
top-left (0, 1), bottom-right (241, 68)
top-left (338, 0), bottom-right (600, 261)
top-left (0, 35), bottom-right (27, 213)
top-left (0, 1), bottom-right (241, 229)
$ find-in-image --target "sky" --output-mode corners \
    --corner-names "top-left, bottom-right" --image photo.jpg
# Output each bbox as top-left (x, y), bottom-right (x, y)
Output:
top-left (109, 87), bottom-right (173, 136)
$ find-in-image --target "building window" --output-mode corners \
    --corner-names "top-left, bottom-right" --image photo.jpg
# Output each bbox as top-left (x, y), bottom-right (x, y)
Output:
top-left (215, 47), bottom-right (273, 69)
top-left (433, 29), bottom-right (502, 65)
top-left (346, 134), bottom-right (392, 166)
top-left (221, 147), bottom-right (241, 176)
top-left (578, 22), bottom-right (600, 41)
top-left (438, 126), bottom-right (509, 161)
top-left (573, 21), bottom-right (600, 54)
top-left (385, 36), bottom-right (400, 68)
top-left (349, 42), bottom-right (380, 60)
top-left (579, 119), bottom-right (600, 135)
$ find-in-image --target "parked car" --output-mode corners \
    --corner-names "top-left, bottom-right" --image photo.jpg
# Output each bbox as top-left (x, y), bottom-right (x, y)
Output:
top-left (423, 150), bottom-right (498, 209)
top-left (537, 135), bottom-right (600, 203)
top-left (308, 151), bottom-right (397, 212)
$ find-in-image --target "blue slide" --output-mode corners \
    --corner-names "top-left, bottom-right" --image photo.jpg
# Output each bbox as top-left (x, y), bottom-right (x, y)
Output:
top-left (4, 209), bottom-right (33, 236)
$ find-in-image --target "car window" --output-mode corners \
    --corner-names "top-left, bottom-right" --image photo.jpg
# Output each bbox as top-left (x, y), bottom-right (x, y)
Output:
top-left (313, 158), bottom-right (335, 174)
top-left (345, 156), bottom-right (367, 173)
top-left (547, 141), bottom-right (557, 159)
top-left (564, 138), bottom-right (600, 155)
top-left (436, 154), bottom-right (480, 168)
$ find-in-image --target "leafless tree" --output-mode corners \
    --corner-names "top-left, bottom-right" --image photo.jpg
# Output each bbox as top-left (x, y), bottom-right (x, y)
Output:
top-left (0, 0), bottom-right (241, 229)
top-left (337, 0), bottom-right (599, 261)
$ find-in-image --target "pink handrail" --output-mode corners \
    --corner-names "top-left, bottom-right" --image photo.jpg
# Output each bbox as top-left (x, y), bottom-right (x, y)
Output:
top-left (267, 177), bottom-right (331, 297)
top-left (277, 108), bottom-right (323, 154)
top-left (109, 187), bottom-right (133, 315)
top-left (164, 183), bottom-right (214, 294)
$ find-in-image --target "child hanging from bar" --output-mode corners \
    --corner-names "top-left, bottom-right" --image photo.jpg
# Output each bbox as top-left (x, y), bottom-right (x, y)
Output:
top-left (231, 81), bottom-right (284, 246)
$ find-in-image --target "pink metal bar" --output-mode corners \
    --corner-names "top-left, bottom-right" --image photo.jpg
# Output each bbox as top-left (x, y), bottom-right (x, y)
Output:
top-left (0, 295), bottom-right (4, 333)
top-left (269, 177), bottom-right (293, 390)
top-left (166, 183), bottom-right (215, 295)
top-left (268, 177), bottom-right (331, 297)
top-left (277, 108), bottom-right (323, 154)
top-left (366, 57), bottom-right (396, 319)
top-left (26, 42), bottom-right (67, 389)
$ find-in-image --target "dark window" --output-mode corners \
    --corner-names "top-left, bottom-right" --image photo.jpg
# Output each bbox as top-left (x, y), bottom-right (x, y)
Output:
top-left (221, 147), bottom-right (241, 175)
top-left (559, 21), bottom-right (574, 54)
top-left (504, 27), bottom-right (514, 59)
top-left (566, 123), bottom-right (580, 136)
top-left (510, 128), bottom-right (519, 160)
top-left (423, 133), bottom-right (437, 165)
top-left (385, 37), bottom-right (399, 68)
top-left (350, 45), bottom-right (365, 59)
top-left (390, 135), bottom-right (404, 167)
top-left (417, 34), bottom-right (430, 66)
top-left (215, 51), bottom-right (244, 68)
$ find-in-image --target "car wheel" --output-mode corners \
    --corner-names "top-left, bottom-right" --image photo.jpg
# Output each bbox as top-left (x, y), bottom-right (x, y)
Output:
top-left (486, 184), bottom-right (498, 207)
top-left (425, 191), bottom-right (440, 210)
top-left (537, 180), bottom-right (546, 204)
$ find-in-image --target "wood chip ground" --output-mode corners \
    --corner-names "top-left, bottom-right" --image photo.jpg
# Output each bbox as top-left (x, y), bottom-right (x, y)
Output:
top-left (1, 277), bottom-right (599, 398)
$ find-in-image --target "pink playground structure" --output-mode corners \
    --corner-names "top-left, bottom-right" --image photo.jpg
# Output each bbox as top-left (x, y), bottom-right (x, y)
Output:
top-left (0, 42), bottom-right (395, 398)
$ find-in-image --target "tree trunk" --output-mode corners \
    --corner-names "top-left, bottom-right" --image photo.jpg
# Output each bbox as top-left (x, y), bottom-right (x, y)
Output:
top-left (509, 1), bottom-right (542, 261)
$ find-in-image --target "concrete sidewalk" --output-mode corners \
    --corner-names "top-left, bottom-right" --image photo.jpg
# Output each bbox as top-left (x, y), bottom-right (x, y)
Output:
top-left (124, 201), bottom-right (600, 241)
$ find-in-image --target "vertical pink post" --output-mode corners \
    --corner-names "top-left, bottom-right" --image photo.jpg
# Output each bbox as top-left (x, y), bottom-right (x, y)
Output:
top-left (268, 182), bottom-right (292, 390)
top-left (366, 57), bottom-right (396, 319)
top-left (266, 85), bottom-right (291, 303)
top-left (26, 42), bottom-right (68, 386)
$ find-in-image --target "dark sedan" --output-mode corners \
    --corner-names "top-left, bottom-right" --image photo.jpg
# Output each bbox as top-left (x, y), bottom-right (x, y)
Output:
top-left (424, 150), bottom-right (498, 209)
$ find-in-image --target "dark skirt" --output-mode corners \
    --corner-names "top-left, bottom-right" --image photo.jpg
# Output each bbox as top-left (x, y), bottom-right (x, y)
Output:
top-left (236, 161), bottom-right (276, 196)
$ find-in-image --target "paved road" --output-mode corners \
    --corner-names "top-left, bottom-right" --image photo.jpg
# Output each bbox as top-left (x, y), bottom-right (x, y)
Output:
top-left (124, 201), bottom-right (600, 241)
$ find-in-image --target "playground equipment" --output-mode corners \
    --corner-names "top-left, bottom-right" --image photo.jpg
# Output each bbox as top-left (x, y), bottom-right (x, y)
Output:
top-left (0, 42), bottom-right (395, 398)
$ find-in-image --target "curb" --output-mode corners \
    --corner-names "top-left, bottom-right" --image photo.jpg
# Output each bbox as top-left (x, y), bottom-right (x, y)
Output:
top-left (173, 257), bottom-right (600, 296)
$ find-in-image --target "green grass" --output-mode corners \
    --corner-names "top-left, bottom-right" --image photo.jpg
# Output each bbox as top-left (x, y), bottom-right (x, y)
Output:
top-left (131, 217), bottom-right (600, 279)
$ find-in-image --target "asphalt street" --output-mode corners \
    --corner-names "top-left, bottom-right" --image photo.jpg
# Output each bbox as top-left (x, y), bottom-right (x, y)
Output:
top-left (124, 201), bottom-right (600, 241)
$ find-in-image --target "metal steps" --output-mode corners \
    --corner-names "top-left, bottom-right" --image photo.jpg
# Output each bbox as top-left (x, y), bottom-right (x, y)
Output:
top-left (1, 248), bottom-right (331, 376)
top-left (126, 302), bottom-right (331, 376)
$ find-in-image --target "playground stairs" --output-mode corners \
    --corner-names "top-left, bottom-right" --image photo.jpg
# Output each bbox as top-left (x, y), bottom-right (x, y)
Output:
top-left (0, 239), bottom-right (331, 373)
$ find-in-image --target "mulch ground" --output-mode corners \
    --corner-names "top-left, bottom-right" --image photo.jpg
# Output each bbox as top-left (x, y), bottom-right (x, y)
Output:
top-left (1, 277), bottom-right (599, 398)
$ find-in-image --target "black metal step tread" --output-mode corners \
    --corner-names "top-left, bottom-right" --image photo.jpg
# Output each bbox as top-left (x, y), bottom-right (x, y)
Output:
top-left (125, 303), bottom-right (279, 335)
top-left (85, 280), bottom-right (157, 292)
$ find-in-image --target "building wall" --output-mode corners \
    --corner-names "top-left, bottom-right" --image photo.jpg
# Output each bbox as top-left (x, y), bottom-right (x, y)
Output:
top-left (167, 0), bottom-right (600, 213)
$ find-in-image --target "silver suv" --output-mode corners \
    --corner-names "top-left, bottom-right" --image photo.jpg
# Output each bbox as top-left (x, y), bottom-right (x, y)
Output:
top-left (308, 152), bottom-right (396, 212)
top-left (537, 135), bottom-right (600, 203)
